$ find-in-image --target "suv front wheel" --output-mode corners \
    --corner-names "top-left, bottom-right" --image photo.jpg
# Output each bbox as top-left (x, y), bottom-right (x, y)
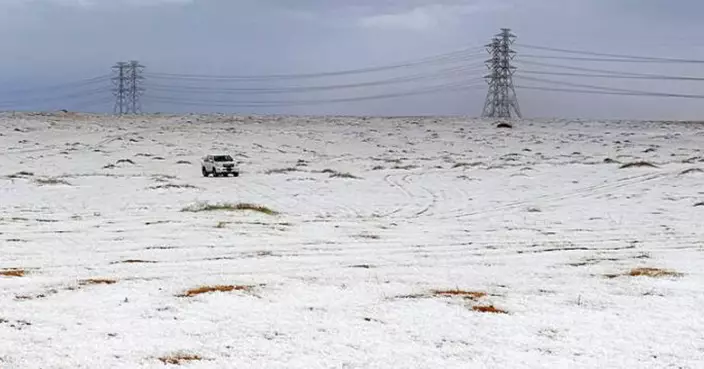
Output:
top-left (201, 166), bottom-right (209, 177)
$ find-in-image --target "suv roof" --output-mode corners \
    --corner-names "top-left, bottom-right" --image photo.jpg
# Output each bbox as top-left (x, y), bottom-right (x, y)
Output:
top-left (212, 155), bottom-right (234, 162)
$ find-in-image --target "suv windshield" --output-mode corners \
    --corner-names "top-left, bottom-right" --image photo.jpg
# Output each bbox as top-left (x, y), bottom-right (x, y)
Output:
top-left (213, 155), bottom-right (233, 162)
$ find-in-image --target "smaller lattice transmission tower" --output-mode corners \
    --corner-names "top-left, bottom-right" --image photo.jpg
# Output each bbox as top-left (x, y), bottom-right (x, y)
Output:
top-left (112, 60), bottom-right (145, 115)
top-left (112, 62), bottom-right (128, 115)
top-left (482, 28), bottom-right (521, 119)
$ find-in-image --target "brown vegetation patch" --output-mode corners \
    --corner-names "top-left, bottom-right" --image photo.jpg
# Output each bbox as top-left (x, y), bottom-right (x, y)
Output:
top-left (158, 353), bottom-right (204, 365)
top-left (182, 202), bottom-right (278, 215)
top-left (472, 305), bottom-right (508, 314)
top-left (392, 164), bottom-right (419, 170)
top-left (0, 269), bottom-right (25, 277)
top-left (178, 285), bottom-right (252, 298)
top-left (605, 267), bottom-right (683, 279)
top-left (149, 184), bottom-right (199, 190)
top-left (265, 167), bottom-right (300, 174)
top-left (620, 161), bottom-right (658, 169)
top-left (452, 162), bottom-right (482, 169)
top-left (695, 202), bottom-right (704, 207)
top-left (79, 278), bottom-right (117, 286)
top-left (35, 177), bottom-right (72, 186)
top-left (117, 260), bottom-right (157, 264)
top-left (330, 172), bottom-right (361, 179)
top-left (354, 234), bottom-right (381, 240)
top-left (628, 267), bottom-right (683, 278)
top-left (433, 290), bottom-right (487, 300)
top-left (145, 220), bottom-right (172, 226)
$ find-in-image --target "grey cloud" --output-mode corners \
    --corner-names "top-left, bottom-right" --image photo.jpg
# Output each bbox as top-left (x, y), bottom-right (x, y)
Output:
top-left (0, 0), bottom-right (703, 119)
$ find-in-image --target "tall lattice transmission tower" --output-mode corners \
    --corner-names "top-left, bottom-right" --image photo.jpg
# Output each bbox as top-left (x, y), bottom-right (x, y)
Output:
top-left (112, 62), bottom-right (128, 115)
top-left (112, 60), bottom-right (145, 115)
top-left (482, 28), bottom-right (522, 119)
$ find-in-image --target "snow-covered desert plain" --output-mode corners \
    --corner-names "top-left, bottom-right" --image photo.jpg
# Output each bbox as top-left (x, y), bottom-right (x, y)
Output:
top-left (1, 112), bottom-right (703, 368)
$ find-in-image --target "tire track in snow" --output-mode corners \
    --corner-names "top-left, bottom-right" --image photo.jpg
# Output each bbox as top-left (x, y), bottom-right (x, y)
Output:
top-left (441, 171), bottom-right (675, 221)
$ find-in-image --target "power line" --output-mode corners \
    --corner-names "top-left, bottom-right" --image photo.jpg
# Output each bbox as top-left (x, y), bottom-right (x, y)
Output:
top-left (144, 80), bottom-right (486, 108)
top-left (516, 85), bottom-right (704, 100)
top-left (144, 64), bottom-right (488, 95)
top-left (515, 75), bottom-right (704, 98)
top-left (0, 87), bottom-right (112, 107)
top-left (516, 43), bottom-right (704, 64)
top-left (517, 60), bottom-right (704, 78)
top-left (0, 75), bottom-right (111, 97)
top-left (520, 54), bottom-right (704, 64)
top-left (144, 46), bottom-right (485, 81)
top-left (520, 70), bottom-right (704, 81)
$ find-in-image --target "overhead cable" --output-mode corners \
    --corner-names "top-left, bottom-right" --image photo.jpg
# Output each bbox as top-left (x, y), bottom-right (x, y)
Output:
top-left (145, 47), bottom-right (486, 81)
top-left (516, 44), bottom-right (704, 64)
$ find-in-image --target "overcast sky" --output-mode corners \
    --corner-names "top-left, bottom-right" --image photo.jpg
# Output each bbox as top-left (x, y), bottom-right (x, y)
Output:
top-left (1, 0), bottom-right (704, 119)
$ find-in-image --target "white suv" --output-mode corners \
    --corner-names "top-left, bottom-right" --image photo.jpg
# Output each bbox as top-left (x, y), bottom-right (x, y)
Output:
top-left (201, 155), bottom-right (240, 177)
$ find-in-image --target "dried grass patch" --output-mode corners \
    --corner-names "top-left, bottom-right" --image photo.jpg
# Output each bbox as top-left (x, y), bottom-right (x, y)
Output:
top-left (472, 305), bottom-right (508, 314)
top-left (178, 285), bottom-right (252, 298)
top-left (158, 353), bottom-right (204, 365)
top-left (452, 162), bottom-right (482, 169)
top-left (118, 260), bottom-right (157, 264)
top-left (265, 167), bottom-right (300, 174)
top-left (392, 164), bottom-right (419, 170)
top-left (330, 172), bottom-right (361, 179)
top-left (433, 290), bottom-right (487, 300)
top-left (79, 278), bottom-right (117, 285)
top-left (181, 202), bottom-right (278, 215)
top-left (354, 234), bottom-right (381, 240)
top-left (35, 177), bottom-right (72, 186)
top-left (0, 269), bottom-right (25, 277)
top-left (605, 267), bottom-right (683, 279)
top-left (628, 267), bottom-right (683, 278)
top-left (149, 184), bottom-right (199, 190)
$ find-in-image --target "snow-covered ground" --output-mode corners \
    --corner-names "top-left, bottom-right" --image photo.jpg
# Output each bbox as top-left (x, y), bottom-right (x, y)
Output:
top-left (1, 112), bottom-right (703, 369)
